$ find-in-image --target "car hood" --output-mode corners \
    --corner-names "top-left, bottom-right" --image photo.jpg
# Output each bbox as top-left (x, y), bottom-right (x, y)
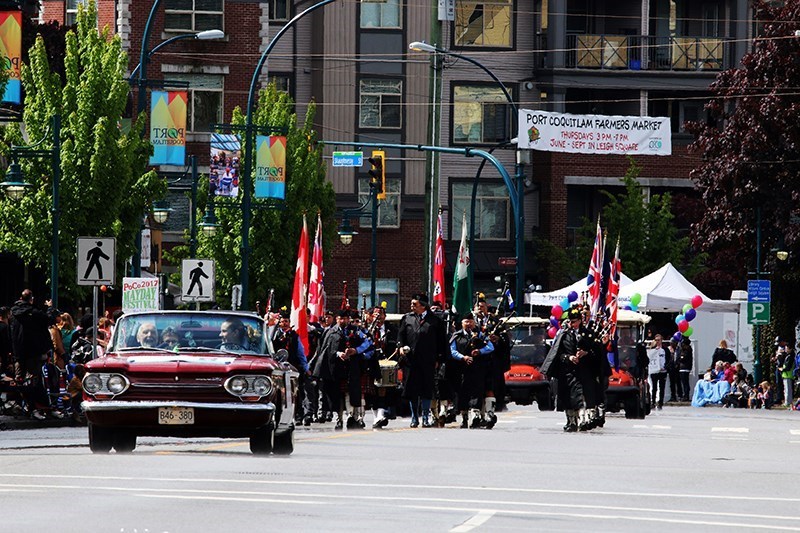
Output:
top-left (86, 352), bottom-right (279, 374)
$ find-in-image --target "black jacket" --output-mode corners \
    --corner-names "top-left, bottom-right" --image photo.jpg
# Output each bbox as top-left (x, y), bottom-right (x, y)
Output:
top-left (10, 300), bottom-right (52, 361)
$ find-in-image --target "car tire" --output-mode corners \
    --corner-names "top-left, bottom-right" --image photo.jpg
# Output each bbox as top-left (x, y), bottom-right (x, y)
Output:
top-left (88, 423), bottom-right (113, 454)
top-left (250, 423), bottom-right (274, 455)
top-left (536, 389), bottom-right (554, 411)
top-left (273, 428), bottom-right (294, 456)
top-left (113, 431), bottom-right (137, 453)
top-left (624, 395), bottom-right (640, 419)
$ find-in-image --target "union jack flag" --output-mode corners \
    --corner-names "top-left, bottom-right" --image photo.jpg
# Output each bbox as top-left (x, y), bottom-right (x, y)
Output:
top-left (586, 218), bottom-right (604, 316)
top-left (605, 238), bottom-right (621, 336)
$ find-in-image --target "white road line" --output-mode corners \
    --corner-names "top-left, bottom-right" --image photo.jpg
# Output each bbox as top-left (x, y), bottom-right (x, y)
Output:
top-left (789, 429), bottom-right (800, 435)
top-left (651, 425), bottom-right (672, 429)
top-left (711, 427), bottom-right (749, 433)
top-left (496, 420), bottom-right (518, 424)
top-left (633, 425), bottom-right (672, 430)
top-left (450, 510), bottom-right (495, 532)
top-left (137, 494), bottom-right (323, 505)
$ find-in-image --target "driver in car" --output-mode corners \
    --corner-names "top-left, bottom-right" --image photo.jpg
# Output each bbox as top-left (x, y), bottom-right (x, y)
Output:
top-left (219, 318), bottom-right (249, 351)
top-left (136, 322), bottom-right (159, 348)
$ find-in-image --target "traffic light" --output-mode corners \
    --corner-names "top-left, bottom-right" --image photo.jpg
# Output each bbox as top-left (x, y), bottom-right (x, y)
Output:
top-left (368, 150), bottom-right (386, 200)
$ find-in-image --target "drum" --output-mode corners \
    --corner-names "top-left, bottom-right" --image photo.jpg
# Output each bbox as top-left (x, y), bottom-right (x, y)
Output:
top-left (375, 359), bottom-right (399, 387)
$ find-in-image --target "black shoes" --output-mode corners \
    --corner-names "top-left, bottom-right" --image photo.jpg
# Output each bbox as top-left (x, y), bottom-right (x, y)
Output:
top-left (485, 414), bottom-right (497, 430)
top-left (410, 420), bottom-right (419, 428)
top-left (460, 418), bottom-right (468, 429)
top-left (563, 423), bottom-right (577, 432)
top-left (334, 419), bottom-right (343, 430)
top-left (303, 416), bottom-right (312, 426)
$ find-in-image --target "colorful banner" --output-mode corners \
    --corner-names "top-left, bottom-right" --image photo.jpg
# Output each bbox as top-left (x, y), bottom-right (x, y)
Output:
top-left (0, 11), bottom-right (22, 104)
top-left (122, 277), bottom-right (161, 313)
top-left (255, 135), bottom-right (286, 200)
top-left (518, 109), bottom-right (672, 156)
top-left (149, 90), bottom-right (187, 165)
top-left (210, 133), bottom-right (241, 197)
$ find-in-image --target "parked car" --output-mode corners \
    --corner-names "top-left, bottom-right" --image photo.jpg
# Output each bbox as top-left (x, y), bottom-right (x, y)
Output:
top-left (605, 310), bottom-right (652, 419)
top-left (502, 317), bottom-right (556, 410)
top-left (81, 310), bottom-right (298, 455)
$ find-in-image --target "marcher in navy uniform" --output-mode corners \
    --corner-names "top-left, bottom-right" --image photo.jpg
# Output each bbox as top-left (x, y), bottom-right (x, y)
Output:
top-left (449, 313), bottom-right (495, 428)
top-left (272, 311), bottom-right (315, 426)
top-left (397, 293), bottom-right (448, 428)
top-left (365, 306), bottom-right (399, 429)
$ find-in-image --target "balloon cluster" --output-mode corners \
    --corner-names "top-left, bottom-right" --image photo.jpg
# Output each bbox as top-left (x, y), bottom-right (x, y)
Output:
top-left (547, 290), bottom-right (579, 338)
top-left (671, 295), bottom-right (703, 342)
top-left (622, 293), bottom-right (642, 312)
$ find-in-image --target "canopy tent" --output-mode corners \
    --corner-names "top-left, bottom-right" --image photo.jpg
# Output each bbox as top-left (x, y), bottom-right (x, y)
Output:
top-left (617, 263), bottom-right (740, 313)
top-left (525, 272), bottom-right (634, 307)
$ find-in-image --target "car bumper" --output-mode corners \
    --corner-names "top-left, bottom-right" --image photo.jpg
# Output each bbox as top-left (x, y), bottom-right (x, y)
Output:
top-left (82, 400), bottom-right (276, 438)
top-left (505, 381), bottom-right (550, 402)
top-left (606, 386), bottom-right (638, 402)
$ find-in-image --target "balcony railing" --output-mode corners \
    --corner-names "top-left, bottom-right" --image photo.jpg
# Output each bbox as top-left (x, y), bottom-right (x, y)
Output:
top-left (560, 34), bottom-right (731, 71)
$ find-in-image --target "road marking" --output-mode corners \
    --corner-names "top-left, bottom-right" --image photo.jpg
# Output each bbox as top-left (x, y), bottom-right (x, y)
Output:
top-left (789, 430), bottom-right (800, 435)
top-left (633, 425), bottom-right (671, 430)
top-left (496, 420), bottom-right (517, 424)
top-left (711, 427), bottom-right (749, 433)
top-left (137, 493), bottom-right (323, 505)
top-left (450, 510), bottom-right (495, 532)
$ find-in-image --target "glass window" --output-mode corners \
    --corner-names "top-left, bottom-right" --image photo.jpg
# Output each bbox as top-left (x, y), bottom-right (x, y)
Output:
top-left (453, 85), bottom-right (510, 144)
top-left (165, 0), bottom-right (223, 32)
top-left (269, 0), bottom-right (289, 21)
top-left (360, 0), bottom-right (401, 29)
top-left (167, 74), bottom-right (224, 132)
top-left (358, 177), bottom-right (400, 228)
top-left (451, 182), bottom-right (510, 240)
top-left (359, 79), bottom-right (402, 129)
top-left (358, 279), bottom-right (400, 313)
top-left (455, 0), bottom-right (512, 47)
top-left (66, 0), bottom-right (88, 26)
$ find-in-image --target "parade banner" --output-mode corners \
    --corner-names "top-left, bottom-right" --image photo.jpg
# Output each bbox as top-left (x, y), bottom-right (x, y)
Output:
top-left (255, 135), bottom-right (286, 200)
top-left (210, 133), bottom-right (241, 197)
top-left (122, 277), bottom-right (160, 313)
top-left (517, 109), bottom-right (672, 156)
top-left (149, 91), bottom-right (187, 165)
top-left (0, 11), bottom-right (22, 104)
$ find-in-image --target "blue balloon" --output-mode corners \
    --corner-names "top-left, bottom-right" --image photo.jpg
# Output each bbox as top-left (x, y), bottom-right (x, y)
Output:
top-left (568, 291), bottom-right (579, 303)
top-left (685, 308), bottom-right (697, 322)
top-left (630, 304), bottom-right (638, 312)
top-left (560, 298), bottom-right (570, 310)
top-left (675, 314), bottom-right (685, 325)
top-left (550, 317), bottom-right (559, 327)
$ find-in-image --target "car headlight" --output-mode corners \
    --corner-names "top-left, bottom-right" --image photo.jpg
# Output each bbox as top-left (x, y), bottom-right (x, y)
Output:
top-left (252, 377), bottom-right (273, 397)
top-left (83, 374), bottom-right (103, 394)
top-left (226, 376), bottom-right (249, 395)
top-left (107, 374), bottom-right (129, 394)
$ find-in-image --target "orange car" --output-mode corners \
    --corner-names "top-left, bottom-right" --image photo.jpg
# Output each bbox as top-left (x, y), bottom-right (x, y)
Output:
top-left (604, 315), bottom-right (652, 419)
top-left (503, 317), bottom-right (556, 410)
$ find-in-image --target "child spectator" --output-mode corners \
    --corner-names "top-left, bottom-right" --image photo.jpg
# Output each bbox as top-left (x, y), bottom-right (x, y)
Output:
top-left (67, 364), bottom-right (86, 424)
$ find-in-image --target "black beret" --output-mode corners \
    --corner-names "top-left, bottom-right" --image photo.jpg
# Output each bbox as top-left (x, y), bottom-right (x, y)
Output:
top-left (336, 309), bottom-right (350, 318)
top-left (567, 307), bottom-right (582, 320)
top-left (412, 293), bottom-right (429, 305)
top-left (462, 312), bottom-right (475, 320)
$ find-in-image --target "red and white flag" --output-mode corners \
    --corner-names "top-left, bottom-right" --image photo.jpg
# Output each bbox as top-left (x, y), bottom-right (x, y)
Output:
top-left (290, 215), bottom-right (310, 355)
top-left (308, 213), bottom-right (325, 323)
top-left (605, 238), bottom-right (621, 336)
top-left (432, 212), bottom-right (447, 307)
top-left (587, 218), bottom-right (604, 315)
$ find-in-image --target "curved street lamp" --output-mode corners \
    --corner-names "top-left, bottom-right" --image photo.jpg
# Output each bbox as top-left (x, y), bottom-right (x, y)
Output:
top-left (1, 161), bottom-right (33, 200)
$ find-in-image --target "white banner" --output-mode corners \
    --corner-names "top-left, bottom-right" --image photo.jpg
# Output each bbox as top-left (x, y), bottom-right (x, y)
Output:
top-left (518, 109), bottom-right (671, 156)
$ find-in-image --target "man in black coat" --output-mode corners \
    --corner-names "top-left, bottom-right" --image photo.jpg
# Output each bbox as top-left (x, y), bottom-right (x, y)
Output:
top-left (397, 293), bottom-right (448, 427)
top-left (10, 290), bottom-right (54, 419)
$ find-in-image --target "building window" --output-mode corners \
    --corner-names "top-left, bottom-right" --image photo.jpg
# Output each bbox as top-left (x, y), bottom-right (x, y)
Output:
top-left (358, 177), bottom-right (400, 228)
top-left (358, 278), bottom-right (400, 313)
top-left (452, 85), bottom-right (510, 144)
top-left (269, 0), bottom-right (289, 21)
top-left (451, 182), bottom-right (509, 240)
top-left (359, 79), bottom-right (402, 129)
top-left (66, 0), bottom-right (87, 26)
top-left (167, 74), bottom-right (224, 132)
top-left (455, 0), bottom-right (512, 47)
top-left (361, 0), bottom-right (400, 29)
top-left (269, 74), bottom-right (291, 94)
top-left (165, 0), bottom-right (224, 33)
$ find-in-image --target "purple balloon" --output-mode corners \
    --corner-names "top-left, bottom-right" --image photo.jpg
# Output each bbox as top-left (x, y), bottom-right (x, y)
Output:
top-left (623, 305), bottom-right (632, 310)
top-left (672, 332), bottom-right (682, 343)
top-left (568, 291), bottom-right (579, 303)
top-left (550, 316), bottom-right (559, 327)
top-left (685, 308), bottom-right (697, 322)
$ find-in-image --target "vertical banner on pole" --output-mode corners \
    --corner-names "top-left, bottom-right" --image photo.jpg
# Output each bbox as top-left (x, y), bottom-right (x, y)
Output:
top-left (254, 135), bottom-right (286, 200)
top-left (0, 11), bottom-right (22, 104)
top-left (149, 90), bottom-right (187, 165)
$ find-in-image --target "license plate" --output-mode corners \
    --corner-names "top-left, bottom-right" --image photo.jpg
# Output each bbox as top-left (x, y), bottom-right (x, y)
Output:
top-left (158, 407), bottom-right (195, 425)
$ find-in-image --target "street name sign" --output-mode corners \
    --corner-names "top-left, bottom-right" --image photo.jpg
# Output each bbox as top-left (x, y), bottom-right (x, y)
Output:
top-left (182, 259), bottom-right (216, 302)
top-left (332, 151), bottom-right (363, 167)
top-left (77, 237), bottom-right (116, 286)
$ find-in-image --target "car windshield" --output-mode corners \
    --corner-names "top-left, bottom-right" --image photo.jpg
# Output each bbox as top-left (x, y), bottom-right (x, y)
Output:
top-left (109, 312), bottom-right (268, 355)
top-left (616, 325), bottom-right (639, 371)
top-left (509, 326), bottom-right (549, 367)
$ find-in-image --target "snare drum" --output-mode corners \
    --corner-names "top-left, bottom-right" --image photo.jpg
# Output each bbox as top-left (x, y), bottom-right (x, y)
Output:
top-left (375, 359), bottom-right (399, 387)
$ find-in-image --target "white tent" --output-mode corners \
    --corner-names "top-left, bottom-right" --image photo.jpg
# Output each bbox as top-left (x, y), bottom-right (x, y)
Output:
top-left (617, 263), bottom-right (740, 313)
top-left (525, 272), bottom-right (634, 307)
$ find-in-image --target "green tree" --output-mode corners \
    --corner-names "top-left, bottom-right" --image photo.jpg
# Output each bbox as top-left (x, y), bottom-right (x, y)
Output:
top-left (174, 84), bottom-right (336, 309)
top-left (0, 1), bottom-right (163, 301)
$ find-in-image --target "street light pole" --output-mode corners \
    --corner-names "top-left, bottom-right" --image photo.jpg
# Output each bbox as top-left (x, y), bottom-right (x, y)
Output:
top-left (240, 0), bottom-right (338, 308)
top-left (754, 205), bottom-right (762, 384)
top-left (409, 41), bottom-right (527, 307)
top-left (337, 181), bottom-right (379, 307)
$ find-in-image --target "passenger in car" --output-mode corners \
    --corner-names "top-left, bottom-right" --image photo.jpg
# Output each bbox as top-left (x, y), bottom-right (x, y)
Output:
top-left (158, 327), bottom-right (181, 350)
top-left (136, 322), bottom-right (159, 348)
top-left (219, 318), bottom-right (249, 350)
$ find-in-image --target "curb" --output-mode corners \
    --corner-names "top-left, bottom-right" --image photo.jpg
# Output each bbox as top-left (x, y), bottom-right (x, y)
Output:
top-left (0, 415), bottom-right (81, 431)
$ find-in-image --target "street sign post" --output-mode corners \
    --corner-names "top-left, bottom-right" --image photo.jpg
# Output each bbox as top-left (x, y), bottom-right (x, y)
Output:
top-left (182, 259), bottom-right (215, 303)
top-left (747, 279), bottom-right (771, 325)
top-left (77, 237), bottom-right (116, 286)
top-left (332, 151), bottom-right (364, 167)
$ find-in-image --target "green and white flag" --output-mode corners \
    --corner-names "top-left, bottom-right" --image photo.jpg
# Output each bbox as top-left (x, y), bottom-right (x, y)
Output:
top-left (452, 212), bottom-right (473, 318)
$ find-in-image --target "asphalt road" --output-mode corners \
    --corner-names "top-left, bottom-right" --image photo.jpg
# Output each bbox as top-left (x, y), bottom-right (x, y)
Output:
top-left (2, 405), bottom-right (800, 532)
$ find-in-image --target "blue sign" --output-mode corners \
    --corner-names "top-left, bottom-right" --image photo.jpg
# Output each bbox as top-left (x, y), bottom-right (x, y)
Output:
top-left (332, 151), bottom-right (363, 167)
top-left (747, 280), bottom-right (771, 302)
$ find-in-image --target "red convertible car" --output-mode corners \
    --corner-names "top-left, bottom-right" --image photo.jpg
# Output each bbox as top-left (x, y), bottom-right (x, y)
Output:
top-left (81, 311), bottom-right (298, 455)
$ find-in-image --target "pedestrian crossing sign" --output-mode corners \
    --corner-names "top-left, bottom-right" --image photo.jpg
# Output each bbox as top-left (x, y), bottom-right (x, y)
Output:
top-left (182, 259), bottom-right (215, 302)
top-left (77, 237), bottom-right (116, 286)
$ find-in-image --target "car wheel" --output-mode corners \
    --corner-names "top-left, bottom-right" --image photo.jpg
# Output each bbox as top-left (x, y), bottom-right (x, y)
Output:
top-left (250, 423), bottom-right (274, 455)
top-left (113, 431), bottom-right (137, 453)
top-left (273, 428), bottom-right (294, 456)
top-left (88, 423), bottom-right (113, 454)
top-left (624, 395), bottom-right (640, 419)
top-left (536, 389), bottom-right (553, 411)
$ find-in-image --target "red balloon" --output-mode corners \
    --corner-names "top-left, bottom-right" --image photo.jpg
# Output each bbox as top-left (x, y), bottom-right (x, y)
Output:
top-left (691, 295), bottom-right (703, 308)
top-left (678, 320), bottom-right (689, 333)
top-left (551, 305), bottom-right (563, 319)
top-left (547, 326), bottom-right (558, 339)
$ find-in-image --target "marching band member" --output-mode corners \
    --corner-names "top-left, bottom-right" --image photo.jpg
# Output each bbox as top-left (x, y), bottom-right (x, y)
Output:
top-left (450, 313), bottom-right (494, 429)
top-left (272, 311), bottom-right (314, 426)
top-left (365, 306), bottom-right (398, 429)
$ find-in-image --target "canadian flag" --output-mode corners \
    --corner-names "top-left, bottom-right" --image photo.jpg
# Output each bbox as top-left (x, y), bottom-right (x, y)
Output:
top-left (290, 215), bottom-right (310, 355)
top-left (432, 212), bottom-right (447, 307)
top-left (308, 213), bottom-right (325, 323)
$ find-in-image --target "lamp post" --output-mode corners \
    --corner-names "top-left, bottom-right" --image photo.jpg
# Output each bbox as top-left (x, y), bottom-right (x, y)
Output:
top-left (239, 0), bottom-right (339, 308)
top-left (1, 115), bottom-right (62, 308)
top-left (337, 180), bottom-right (379, 307)
top-left (409, 41), bottom-right (527, 307)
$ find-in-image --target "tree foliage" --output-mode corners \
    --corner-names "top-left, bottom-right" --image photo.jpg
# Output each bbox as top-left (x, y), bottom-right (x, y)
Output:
top-left (0, 1), bottom-right (163, 301)
top-left (172, 84), bottom-right (336, 309)
top-left (689, 0), bottom-right (800, 278)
